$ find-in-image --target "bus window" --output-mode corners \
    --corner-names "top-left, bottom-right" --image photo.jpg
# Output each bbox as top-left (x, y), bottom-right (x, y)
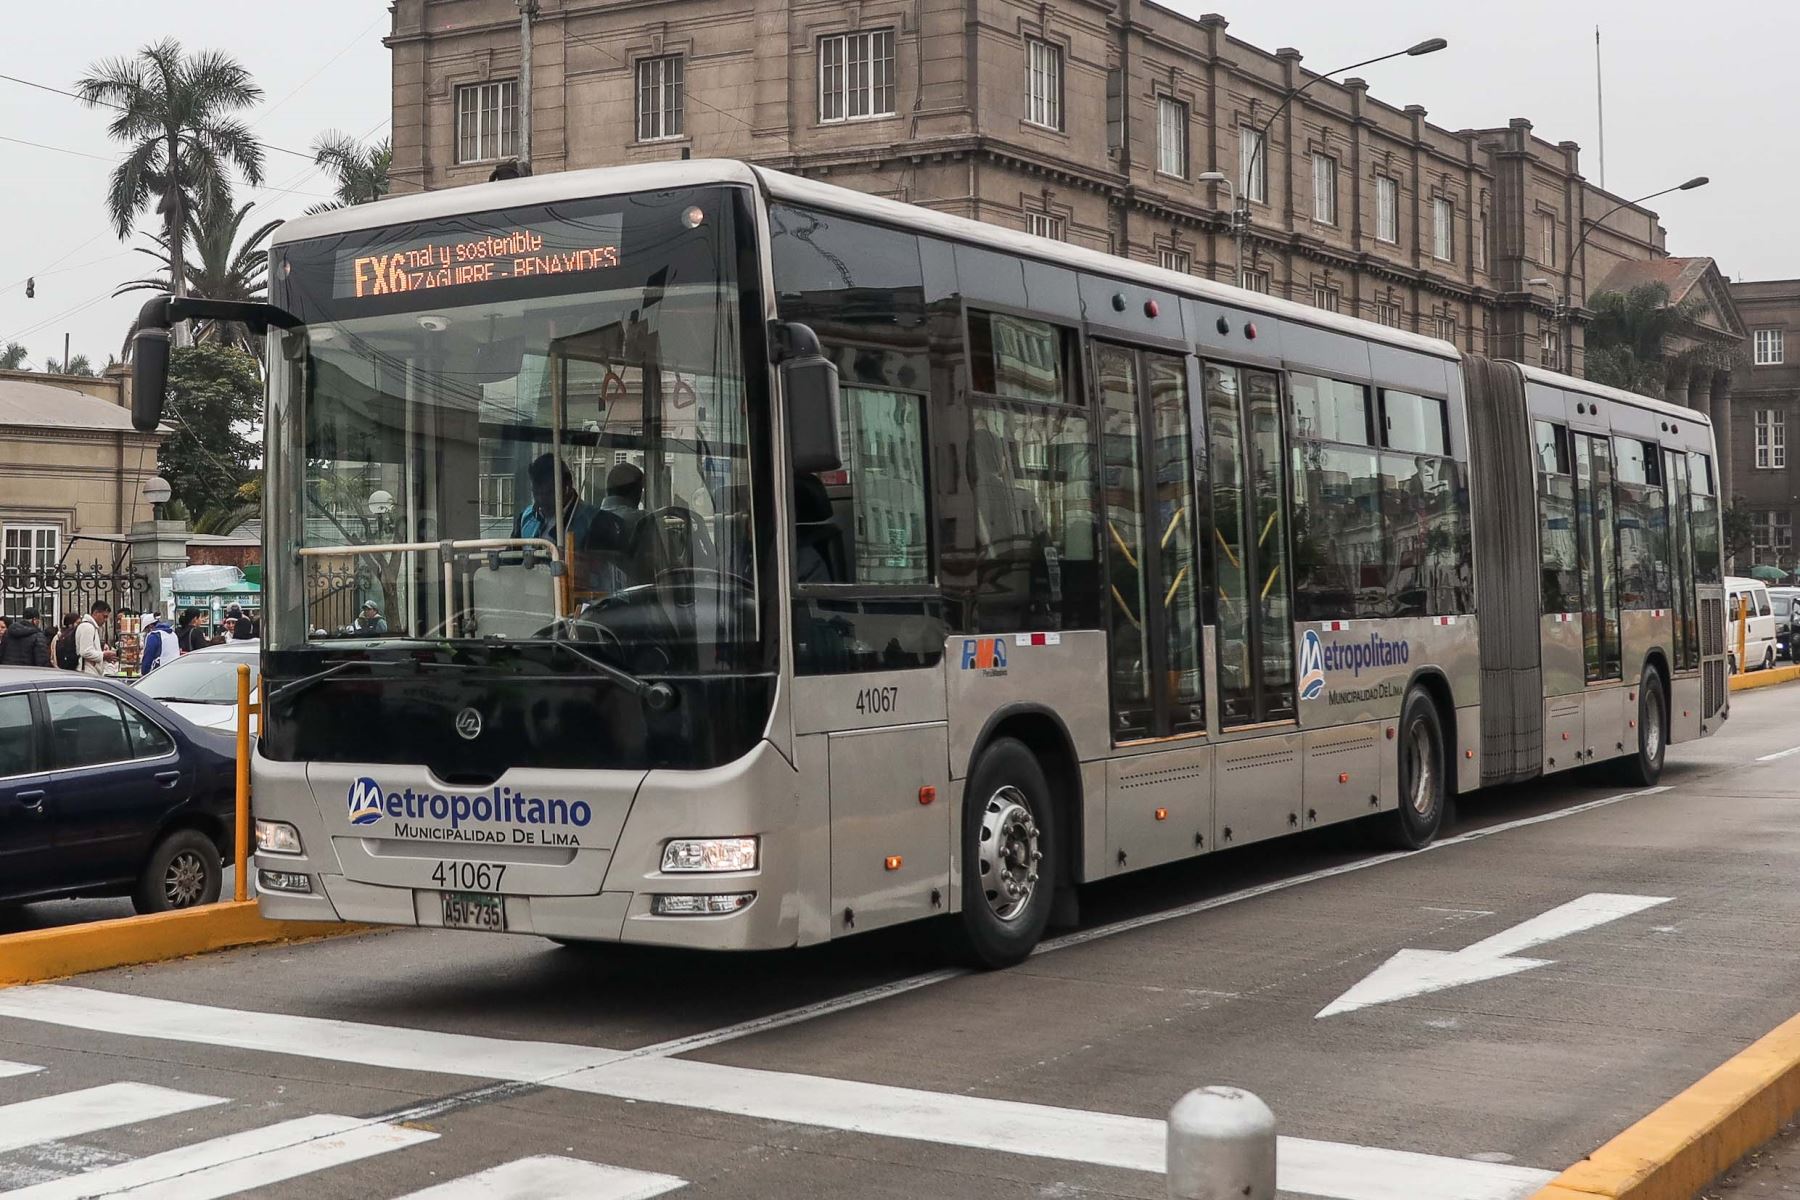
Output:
top-left (1689, 451), bottom-right (1722, 584)
top-left (1380, 389), bottom-right (1448, 456)
top-left (1613, 438), bottom-right (1667, 610)
top-left (1290, 374), bottom-right (1382, 621)
top-left (1537, 422), bottom-right (1580, 617)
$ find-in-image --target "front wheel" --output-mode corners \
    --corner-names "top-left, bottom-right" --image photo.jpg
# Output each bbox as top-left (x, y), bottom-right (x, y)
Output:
top-left (133, 830), bottom-right (222, 914)
top-left (952, 738), bottom-right (1057, 969)
top-left (1614, 667), bottom-right (1666, 787)
top-left (1377, 689), bottom-right (1447, 850)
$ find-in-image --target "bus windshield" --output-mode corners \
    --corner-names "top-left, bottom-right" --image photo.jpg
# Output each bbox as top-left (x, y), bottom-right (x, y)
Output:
top-left (265, 188), bottom-right (760, 676)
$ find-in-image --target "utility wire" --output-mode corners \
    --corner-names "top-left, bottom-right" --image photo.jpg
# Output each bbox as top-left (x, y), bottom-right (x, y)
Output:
top-left (0, 71), bottom-right (315, 160)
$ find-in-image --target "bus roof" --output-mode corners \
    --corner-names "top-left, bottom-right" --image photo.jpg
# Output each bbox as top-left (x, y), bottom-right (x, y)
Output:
top-left (272, 158), bottom-right (1459, 362)
top-left (1516, 362), bottom-right (1712, 429)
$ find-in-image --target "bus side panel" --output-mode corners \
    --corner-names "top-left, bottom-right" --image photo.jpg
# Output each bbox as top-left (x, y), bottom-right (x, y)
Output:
top-left (1583, 685), bottom-right (1627, 765)
top-left (1543, 694), bottom-right (1584, 775)
top-left (826, 724), bottom-right (951, 936)
top-left (1301, 722), bottom-right (1381, 826)
top-left (1540, 613), bottom-right (1586, 697)
top-left (1106, 744), bottom-right (1212, 874)
top-left (1669, 674), bottom-right (1704, 744)
top-left (943, 632), bottom-right (1111, 776)
top-left (1215, 733), bottom-right (1302, 849)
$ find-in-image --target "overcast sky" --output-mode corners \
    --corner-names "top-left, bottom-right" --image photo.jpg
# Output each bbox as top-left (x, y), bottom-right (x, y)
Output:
top-left (0, 1), bottom-right (1791, 368)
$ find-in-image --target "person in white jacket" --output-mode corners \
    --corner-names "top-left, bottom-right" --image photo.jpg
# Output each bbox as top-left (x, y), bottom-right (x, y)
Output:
top-left (74, 600), bottom-right (117, 676)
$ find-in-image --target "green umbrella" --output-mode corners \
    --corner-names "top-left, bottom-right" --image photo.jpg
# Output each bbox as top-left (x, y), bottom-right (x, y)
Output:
top-left (1749, 564), bottom-right (1785, 582)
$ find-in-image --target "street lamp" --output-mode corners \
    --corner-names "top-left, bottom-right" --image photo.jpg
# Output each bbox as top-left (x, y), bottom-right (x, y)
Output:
top-left (1234, 37), bottom-right (1447, 287)
top-left (1556, 175), bottom-right (1709, 374)
top-left (1196, 170), bottom-right (1238, 284)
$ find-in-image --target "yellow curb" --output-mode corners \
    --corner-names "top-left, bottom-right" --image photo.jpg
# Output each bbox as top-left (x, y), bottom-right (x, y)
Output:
top-left (1529, 1008), bottom-right (1800, 1199)
top-left (0, 901), bottom-right (372, 988)
top-left (1731, 664), bottom-right (1800, 693)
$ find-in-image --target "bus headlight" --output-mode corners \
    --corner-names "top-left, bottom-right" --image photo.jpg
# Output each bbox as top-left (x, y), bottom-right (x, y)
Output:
top-left (255, 820), bottom-right (303, 855)
top-left (652, 892), bottom-right (755, 916)
top-left (258, 869), bottom-right (312, 894)
top-left (661, 837), bottom-right (758, 873)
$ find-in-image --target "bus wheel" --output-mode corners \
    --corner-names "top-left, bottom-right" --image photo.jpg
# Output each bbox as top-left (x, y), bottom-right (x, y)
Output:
top-left (1380, 689), bottom-right (1446, 851)
top-left (1615, 667), bottom-right (1666, 787)
top-left (953, 737), bottom-right (1056, 969)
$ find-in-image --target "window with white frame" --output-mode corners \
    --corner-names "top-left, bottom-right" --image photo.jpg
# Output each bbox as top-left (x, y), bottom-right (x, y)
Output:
top-left (1755, 328), bottom-right (1786, 366)
top-left (1238, 126), bottom-right (1267, 205)
top-left (1025, 210), bottom-right (1064, 241)
top-left (1025, 37), bottom-right (1062, 130)
top-left (3, 525), bottom-right (58, 621)
top-left (1312, 153), bottom-right (1337, 225)
top-left (1437, 314), bottom-right (1457, 344)
top-left (1158, 247), bottom-right (1190, 274)
top-left (1751, 510), bottom-right (1792, 565)
top-left (1433, 196), bottom-right (1454, 261)
top-left (1541, 323), bottom-right (1561, 368)
top-left (1756, 408), bottom-right (1787, 469)
top-left (1541, 212), bottom-right (1556, 267)
top-left (455, 80), bottom-right (519, 163)
top-left (1313, 284), bottom-right (1340, 313)
top-left (819, 29), bottom-right (896, 122)
top-left (1376, 176), bottom-right (1399, 244)
top-left (1241, 268), bottom-right (1270, 294)
top-left (636, 55), bottom-right (685, 141)
top-left (1375, 300), bottom-right (1401, 328)
top-left (1157, 96), bottom-right (1188, 178)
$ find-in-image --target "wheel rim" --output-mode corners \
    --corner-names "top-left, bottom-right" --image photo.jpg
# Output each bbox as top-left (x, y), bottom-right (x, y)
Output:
top-left (977, 785), bottom-right (1041, 922)
top-left (1644, 690), bottom-right (1664, 763)
top-left (1407, 721), bottom-right (1437, 817)
top-left (164, 851), bottom-right (207, 908)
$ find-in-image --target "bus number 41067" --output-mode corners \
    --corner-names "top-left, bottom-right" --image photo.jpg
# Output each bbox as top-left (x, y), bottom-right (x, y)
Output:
top-left (432, 861), bottom-right (506, 892)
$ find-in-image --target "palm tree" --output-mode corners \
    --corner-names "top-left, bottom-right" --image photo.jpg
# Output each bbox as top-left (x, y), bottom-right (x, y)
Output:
top-left (1584, 283), bottom-right (1707, 398)
top-left (77, 39), bottom-right (265, 323)
top-left (307, 131), bottom-right (391, 215)
top-left (44, 355), bottom-right (96, 377)
top-left (0, 343), bottom-right (27, 371)
top-left (114, 194), bottom-right (281, 354)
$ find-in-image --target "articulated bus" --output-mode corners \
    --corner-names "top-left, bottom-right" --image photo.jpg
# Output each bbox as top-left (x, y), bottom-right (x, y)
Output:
top-left (131, 160), bottom-right (1728, 966)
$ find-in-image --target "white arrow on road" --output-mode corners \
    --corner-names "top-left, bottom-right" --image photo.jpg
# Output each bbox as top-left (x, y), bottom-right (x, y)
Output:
top-left (1316, 892), bottom-right (1671, 1018)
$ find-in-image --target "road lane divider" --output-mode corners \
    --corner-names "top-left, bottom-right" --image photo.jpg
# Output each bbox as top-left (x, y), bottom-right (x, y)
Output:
top-left (1730, 663), bottom-right (1800, 692)
top-left (0, 901), bottom-right (370, 989)
top-left (0, 1082), bottom-right (225, 1154)
top-left (392, 1157), bottom-right (687, 1200)
top-left (1529, 1007), bottom-right (1800, 1200)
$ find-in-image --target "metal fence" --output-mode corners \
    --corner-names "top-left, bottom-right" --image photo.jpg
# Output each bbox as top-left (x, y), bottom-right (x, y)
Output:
top-left (1, 558), bottom-right (152, 630)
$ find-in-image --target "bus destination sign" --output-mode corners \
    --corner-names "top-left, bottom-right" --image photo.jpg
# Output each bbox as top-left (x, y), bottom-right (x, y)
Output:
top-left (336, 213), bottom-right (624, 299)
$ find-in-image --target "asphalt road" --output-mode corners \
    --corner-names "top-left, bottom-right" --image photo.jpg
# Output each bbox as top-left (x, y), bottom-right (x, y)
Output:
top-left (1, 686), bottom-right (1798, 1199)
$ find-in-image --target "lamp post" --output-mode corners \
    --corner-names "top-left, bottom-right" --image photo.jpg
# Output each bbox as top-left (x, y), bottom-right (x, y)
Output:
top-left (1196, 171), bottom-right (1238, 285)
top-left (1235, 37), bottom-right (1447, 289)
top-left (1556, 175), bottom-right (1708, 375)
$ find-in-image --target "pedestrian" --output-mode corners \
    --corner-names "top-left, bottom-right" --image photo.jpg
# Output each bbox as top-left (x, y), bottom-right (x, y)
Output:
top-left (224, 603), bottom-right (259, 641)
top-left (139, 610), bottom-right (181, 674)
top-left (353, 601), bottom-right (389, 635)
top-left (51, 612), bottom-right (79, 671)
top-left (176, 608), bottom-right (207, 654)
top-left (0, 607), bottom-right (50, 667)
top-left (74, 600), bottom-right (117, 677)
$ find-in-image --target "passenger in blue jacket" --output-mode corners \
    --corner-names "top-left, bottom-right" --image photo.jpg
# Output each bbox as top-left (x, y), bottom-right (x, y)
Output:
top-left (139, 614), bottom-right (181, 674)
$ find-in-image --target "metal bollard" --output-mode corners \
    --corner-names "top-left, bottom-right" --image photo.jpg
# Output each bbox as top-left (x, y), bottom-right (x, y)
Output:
top-left (1166, 1086), bottom-right (1276, 1200)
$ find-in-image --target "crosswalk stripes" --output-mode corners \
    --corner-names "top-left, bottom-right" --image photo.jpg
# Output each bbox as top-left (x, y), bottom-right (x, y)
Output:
top-left (0, 1063), bottom-right (39, 1079)
top-left (0, 1084), bottom-right (225, 1156)
top-left (391, 1156), bottom-right (686, 1200)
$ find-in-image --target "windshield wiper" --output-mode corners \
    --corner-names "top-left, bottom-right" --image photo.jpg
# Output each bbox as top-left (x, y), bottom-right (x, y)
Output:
top-left (545, 638), bottom-right (678, 713)
top-left (264, 658), bottom-right (413, 705)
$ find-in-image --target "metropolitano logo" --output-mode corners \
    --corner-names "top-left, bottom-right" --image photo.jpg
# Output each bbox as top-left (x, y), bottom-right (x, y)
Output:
top-left (347, 776), bottom-right (385, 826)
top-left (1299, 629), bottom-right (1326, 701)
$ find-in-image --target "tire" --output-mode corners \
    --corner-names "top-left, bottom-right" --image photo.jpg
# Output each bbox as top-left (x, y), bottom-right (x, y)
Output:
top-left (1378, 689), bottom-right (1447, 850)
top-left (1764, 647), bottom-right (1777, 672)
top-left (1614, 667), bottom-right (1666, 787)
top-left (952, 737), bottom-right (1057, 969)
top-left (1728, 652), bottom-right (1739, 676)
top-left (132, 830), bottom-right (222, 915)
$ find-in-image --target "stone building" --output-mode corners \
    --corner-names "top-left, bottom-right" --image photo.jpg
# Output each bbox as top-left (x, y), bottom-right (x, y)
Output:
top-left (387, 0), bottom-right (1678, 374)
top-left (1729, 278), bottom-right (1800, 573)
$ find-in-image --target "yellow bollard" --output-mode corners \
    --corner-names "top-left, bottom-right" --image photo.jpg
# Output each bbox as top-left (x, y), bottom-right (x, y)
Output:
top-left (234, 664), bottom-right (251, 903)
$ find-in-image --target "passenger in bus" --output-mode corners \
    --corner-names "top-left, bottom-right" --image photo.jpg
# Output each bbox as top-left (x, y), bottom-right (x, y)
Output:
top-left (514, 453), bottom-right (600, 548)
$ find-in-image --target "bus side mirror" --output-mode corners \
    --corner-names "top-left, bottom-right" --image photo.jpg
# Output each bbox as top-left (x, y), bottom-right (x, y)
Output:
top-left (775, 323), bottom-right (841, 475)
top-left (132, 327), bottom-right (171, 434)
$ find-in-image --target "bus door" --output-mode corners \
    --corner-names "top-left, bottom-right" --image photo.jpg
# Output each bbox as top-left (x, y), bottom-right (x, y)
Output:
top-left (1202, 362), bottom-right (1296, 728)
top-left (1093, 343), bottom-right (1205, 742)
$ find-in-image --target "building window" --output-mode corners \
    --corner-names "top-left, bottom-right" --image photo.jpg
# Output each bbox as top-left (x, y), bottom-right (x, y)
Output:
top-left (1755, 328), bottom-right (1787, 366)
top-left (1313, 284), bottom-right (1340, 313)
top-left (1376, 176), bottom-right (1399, 244)
top-left (1025, 210), bottom-right (1064, 241)
top-left (1239, 126), bottom-right (1266, 205)
top-left (1375, 300), bottom-right (1401, 328)
top-left (1158, 247), bottom-right (1190, 274)
top-left (455, 79), bottom-right (518, 164)
top-left (1541, 212), bottom-right (1556, 267)
top-left (1437, 315), bottom-right (1457, 345)
top-left (1752, 511), bottom-right (1793, 565)
top-left (1025, 37), bottom-right (1062, 131)
top-left (1756, 408), bottom-right (1787, 469)
top-left (819, 29), bottom-right (896, 122)
top-left (1157, 96), bottom-right (1188, 178)
top-left (1433, 197), bottom-right (1454, 261)
top-left (636, 55), bottom-right (685, 142)
top-left (1312, 153), bottom-right (1337, 225)
top-left (1241, 268), bottom-right (1270, 294)
top-left (3, 525), bottom-right (59, 622)
top-left (1476, 211), bottom-right (1487, 272)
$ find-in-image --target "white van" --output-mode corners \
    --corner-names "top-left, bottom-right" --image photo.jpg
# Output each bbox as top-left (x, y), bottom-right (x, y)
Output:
top-left (1724, 576), bottom-right (1779, 673)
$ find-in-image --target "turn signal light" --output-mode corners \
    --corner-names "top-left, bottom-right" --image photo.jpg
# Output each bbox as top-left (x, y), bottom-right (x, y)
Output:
top-left (918, 786), bottom-right (936, 806)
top-left (1337, 773), bottom-right (1349, 784)
top-left (885, 855), bottom-right (904, 871)
top-left (1154, 807), bottom-right (1168, 821)
top-left (1465, 749), bottom-right (1475, 759)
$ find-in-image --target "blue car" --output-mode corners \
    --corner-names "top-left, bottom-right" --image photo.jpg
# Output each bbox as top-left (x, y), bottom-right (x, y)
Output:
top-left (0, 668), bottom-right (237, 914)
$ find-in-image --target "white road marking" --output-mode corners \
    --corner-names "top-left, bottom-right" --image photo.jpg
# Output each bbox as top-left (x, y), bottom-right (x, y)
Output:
top-left (0, 1083), bottom-right (225, 1155)
top-left (392, 1156), bottom-right (685, 1200)
top-left (0, 1060), bottom-right (41, 1079)
top-left (1317, 893), bottom-right (1671, 1017)
top-left (4, 1115), bottom-right (437, 1200)
top-left (1755, 744), bottom-right (1800, 762)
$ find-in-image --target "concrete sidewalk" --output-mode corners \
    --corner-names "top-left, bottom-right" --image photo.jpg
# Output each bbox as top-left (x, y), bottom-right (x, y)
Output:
top-left (1706, 1120), bottom-right (1800, 1197)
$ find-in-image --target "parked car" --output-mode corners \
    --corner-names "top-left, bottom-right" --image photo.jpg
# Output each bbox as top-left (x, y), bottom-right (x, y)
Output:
top-left (133, 641), bottom-right (260, 733)
top-left (0, 668), bottom-right (236, 914)
top-left (1724, 576), bottom-right (1779, 674)
top-left (1771, 588), bottom-right (1799, 663)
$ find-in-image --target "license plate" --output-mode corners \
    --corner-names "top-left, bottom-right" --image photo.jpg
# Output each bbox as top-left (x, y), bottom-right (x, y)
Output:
top-left (441, 891), bottom-right (505, 932)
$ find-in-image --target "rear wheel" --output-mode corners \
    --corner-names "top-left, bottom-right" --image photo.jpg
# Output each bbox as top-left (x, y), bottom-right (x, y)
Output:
top-left (1764, 646), bottom-right (1777, 672)
top-left (1614, 667), bottom-right (1666, 787)
top-left (1377, 689), bottom-right (1446, 850)
top-left (133, 830), bottom-right (221, 915)
top-left (952, 737), bottom-right (1057, 969)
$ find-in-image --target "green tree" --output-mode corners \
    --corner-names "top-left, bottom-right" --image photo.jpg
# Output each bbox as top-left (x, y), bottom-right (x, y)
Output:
top-left (0, 343), bottom-right (27, 370)
top-left (161, 342), bottom-right (262, 516)
top-left (306, 131), bottom-right (391, 215)
top-left (44, 355), bottom-right (97, 377)
top-left (1583, 283), bottom-right (1706, 397)
top-left (77, 38), bottom-right (265, 316)
top-left (1723, 502), bottom-right (1755, 565)
top-left (193, 477), bottom-right (261, 535)
top-left (114, 192), bottom-right (281, 353)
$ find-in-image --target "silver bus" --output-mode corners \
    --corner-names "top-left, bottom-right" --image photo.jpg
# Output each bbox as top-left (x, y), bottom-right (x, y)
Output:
top-left (129, 160), bottom-right (1729, 966)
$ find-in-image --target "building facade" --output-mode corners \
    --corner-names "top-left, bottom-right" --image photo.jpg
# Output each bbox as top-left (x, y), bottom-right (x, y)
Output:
top-left (1730, 279), bottom-right (1800, 574)
top-left (386, 0), bottom-right (1673, 374)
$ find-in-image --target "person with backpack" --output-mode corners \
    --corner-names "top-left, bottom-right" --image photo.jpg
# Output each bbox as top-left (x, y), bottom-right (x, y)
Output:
top-left (52, 612), bottom-right (79, 671)
top-left (0, 608), bottom-right (51, 667)
top-left (74, 600), bottom-right (117, 677)
top-left (139, 611), bottom-right (182, 674)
